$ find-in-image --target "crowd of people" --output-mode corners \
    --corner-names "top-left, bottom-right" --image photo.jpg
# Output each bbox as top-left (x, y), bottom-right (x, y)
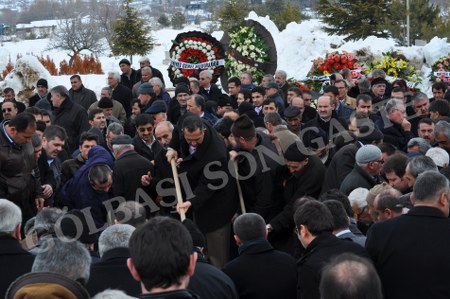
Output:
top-left (1, 56), bottom-right (450, 298)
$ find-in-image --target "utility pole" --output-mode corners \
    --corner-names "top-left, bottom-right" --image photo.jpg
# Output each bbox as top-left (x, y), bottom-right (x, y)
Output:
top-left (406, 0), bottom-right (410, 46)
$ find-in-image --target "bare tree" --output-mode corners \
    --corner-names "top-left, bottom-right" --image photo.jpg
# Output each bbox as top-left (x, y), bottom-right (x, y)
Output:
top-left (91, 0), bottom-right (121, 49)
top-left (47, 17), bottom-right (105, 66)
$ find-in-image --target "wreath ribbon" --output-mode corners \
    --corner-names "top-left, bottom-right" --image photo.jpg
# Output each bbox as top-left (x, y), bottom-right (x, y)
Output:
top-left (227, 48), bottom-right (275, 72)
top-left (170, 59), bottom-right (226, 70)
top-left (434, 71), bottom-right (450, 77)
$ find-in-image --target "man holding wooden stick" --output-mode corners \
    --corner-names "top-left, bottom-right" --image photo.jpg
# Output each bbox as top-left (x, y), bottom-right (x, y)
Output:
top-left (166, 113), bottom-right (238, 267)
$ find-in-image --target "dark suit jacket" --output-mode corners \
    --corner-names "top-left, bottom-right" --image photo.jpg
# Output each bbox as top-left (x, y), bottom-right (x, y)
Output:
top-left (366, 206), bottom-right (450, 299)
top-left (188, 249), bottom-right (238, 299)
top-left (113, 150), bottom-right (154, 202)
top-left (0, 235), bottom-right (35, 298)
top-left (340, 164), bottom-right (379, 195)
top-left (223, 240), bottom-right (297, 299)
top-left (304, 113), bottom-right (348, 141)
top-left (199, 85), bottom-right (222, 103)
top-left (132, 135), bottom-right (162, 163)
top-left (321, 143), bottom-right (359, 193)
top-left (298, 232), bottom-right (369, 299)
top-left (375, 118), bottom-right (414, 151)
top-left (177, 120), bottom-right (238, 233)
top-left (86, 247), bottom-right (140, 296)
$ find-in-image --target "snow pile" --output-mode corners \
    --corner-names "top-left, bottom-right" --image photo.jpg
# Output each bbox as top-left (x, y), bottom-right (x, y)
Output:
top-left (0, 55), bottom-right (53, 102)
top-left (423, 37), bottom-right (450, 65)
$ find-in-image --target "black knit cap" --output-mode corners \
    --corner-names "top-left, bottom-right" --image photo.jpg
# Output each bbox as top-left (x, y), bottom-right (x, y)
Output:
top-left (97, 97), bottom-right (114, 108)
top-left (119, 58), bottom-right (131, 66)
top-left (175, 84), bottom-right (190, 96)
top-left (36, 78), bottom-right (48, 88)
top-left (284, 141), bottom-right (310, 162)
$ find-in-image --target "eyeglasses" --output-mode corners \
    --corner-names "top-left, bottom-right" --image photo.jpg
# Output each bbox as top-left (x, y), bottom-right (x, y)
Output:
top-left (2, 108), bottom-right (12, 112)
top-left (374, 159), bottom-right (384, 164)
top-left (138, 127), bottom-right (153, 133)
top-left (294, 226), bottom-right (299, 235)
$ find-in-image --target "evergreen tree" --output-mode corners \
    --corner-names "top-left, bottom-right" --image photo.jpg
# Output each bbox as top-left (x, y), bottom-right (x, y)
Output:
top-left (315, 0), bottom-right (391, 41)
top-left (171, 12), bottom-right (186, 29)
top-left (158, 14), bottom-right (170, 27)
top-left (387, 0), bottom-right (449, 44)
top-left (215, 0), bottom-right (249, 33)
top-left (274, 2), bottom-right (302, 31)
top-left (110, 0), bottom-right (154, 63)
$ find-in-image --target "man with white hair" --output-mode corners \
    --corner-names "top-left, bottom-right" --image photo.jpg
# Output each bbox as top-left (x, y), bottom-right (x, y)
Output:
top-left (137, 56), bottom-right (165, 86)
top-left (275, 69), bottom-right (289, 104)
top-left (426, 147), bottom-right (449, 169)
top-left (108, 71), bottom-right (133, 117)
top-left (86, 224), bottom-right (140, 296)
top-left (0, 199), bottom-right (35, 298)
top-left (375, 98), bottom-right (413, 151)
top-left (199, 70), bottom-right (222, 103)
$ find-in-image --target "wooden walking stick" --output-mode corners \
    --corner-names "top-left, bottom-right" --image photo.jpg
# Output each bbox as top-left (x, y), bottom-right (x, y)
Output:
top-left (233, 159), bottom-right (246, 214)
top-left (171, 158), bottom-right (186, 221)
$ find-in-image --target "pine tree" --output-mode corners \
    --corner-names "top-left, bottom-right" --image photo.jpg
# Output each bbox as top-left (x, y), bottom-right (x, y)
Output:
top-left (274, 2), bottom-right (302, 31)
top-left (171, 12), bottom-right (187, 29)
top-left (110, 0), bottom-right (154, 63)
top-left (315, 0), bottom-right (391, 41)
top-left (215, 0), bottom-right (249, 33)
top-left (158, 14), bottom-right (170, 27)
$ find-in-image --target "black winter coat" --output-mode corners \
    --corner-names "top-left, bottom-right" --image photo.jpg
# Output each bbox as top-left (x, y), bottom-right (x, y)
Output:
top-left (112, 84), bottom-right (133, 117)
top-left (177, 121), bottom-right (238, 233)
top-left (113, 150), bottom-right (154, 202)
top-left (0, 235), bottom-right (35, 298)
top-left (223, 240), bottom-right (297, 299)
top-left (69, 85), bottom-right (97, 111)
top-left (52, 99), bottom-right (90, 154)
top-left (297, 232), bottom-right (369, 299)
top-left (366, 206), bottom-right (450, 299)
top-left (86, 247), bottom-right (140, 296)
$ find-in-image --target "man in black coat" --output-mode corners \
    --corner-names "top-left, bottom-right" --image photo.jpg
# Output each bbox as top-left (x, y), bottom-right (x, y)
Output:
top-left (375, 98), bottom-right (414, 151)
top-left (119, 58), bottom-right (139, 90)
top-left (112, 134), bottom-right (154, 203)
top-left (304, 95), bottom-right (347, 141)
top-left (230, 115), bottom-right (283, 222)
top-left (167, 114), bottom-right (238, 267)
top-left (223, 213), bottom-right (297, 299)
top-left (50, 85), bottom-right (90, 155)
top-left (295, 200), bottom-right (369, 299)
top-left (86, 224), bottom-right (140, 296)
top-left (0, 199), bottom-right (35, 298)
top-left (29, 78), bottom-right (51, 108)
top-left (108, 71), bottom-right (133, 117)
top-left (366, 171), bottom-right (450, 299)
top-left (198, 70), bottom-right (222, 103)
top-left (321, 124), bottom-right (384, 194)
top-left (68, 75), bottom-right (97, 111)
top-left (340, 145), bottom-right (383, 195)
top-left (137, 56), bottom-right (165, 86)
top-left (267, 141), bottom-right (326, 255)
top-left (132, 113), bottom-right (162, 163)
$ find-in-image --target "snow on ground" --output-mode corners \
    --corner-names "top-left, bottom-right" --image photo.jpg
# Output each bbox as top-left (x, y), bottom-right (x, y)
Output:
top-left (0, 12), bottom-right (449, 100)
